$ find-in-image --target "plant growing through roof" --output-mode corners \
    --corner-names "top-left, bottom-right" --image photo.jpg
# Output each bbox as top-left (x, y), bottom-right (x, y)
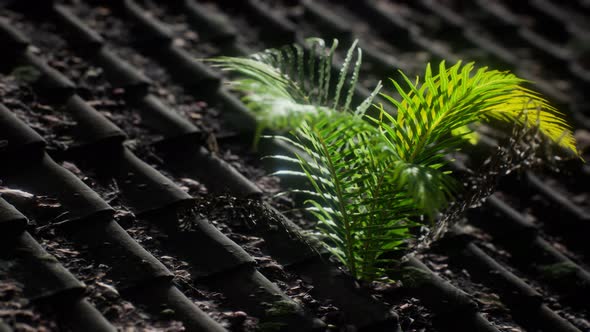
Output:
top-left (209, 38), bottom-right (578, 281)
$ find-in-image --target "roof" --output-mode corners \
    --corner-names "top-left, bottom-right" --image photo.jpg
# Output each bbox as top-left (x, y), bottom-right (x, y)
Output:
top-left (0, 0), bottom-right (589, 331)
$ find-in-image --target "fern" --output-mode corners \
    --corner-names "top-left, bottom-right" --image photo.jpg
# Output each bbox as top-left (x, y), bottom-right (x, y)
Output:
top-left (210, 39), bottom-right (578, 281)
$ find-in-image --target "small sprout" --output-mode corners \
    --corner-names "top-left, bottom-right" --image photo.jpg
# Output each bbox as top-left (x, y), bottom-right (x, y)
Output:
top-left (11, 65), bottom-right (42, 84)
top-left (36, 254), bottom-right (59, 263)
top-left (399, 267), bottom-right (434, 289)
top-left (538, 262), bottom-right (579, 281)
top-left (263, 299), bottom-right (302, 317)
top-left (160, 308), bottom-right (175, 317)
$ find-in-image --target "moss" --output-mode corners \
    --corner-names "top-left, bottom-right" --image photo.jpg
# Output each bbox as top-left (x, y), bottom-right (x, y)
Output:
top-left (263, 299), bottom-right (301, 317)
top-left (400, 266), bottom-right (433, 288)
top-left (11, 66), bottom-right (42, 84)
top-left (256, 321), bottom-right (289, 332)
top-left (160, 308), bottom-right (175, 317)
top-left (538, 262), bottom-right (578, 280)
top-left (256, 299), bottom-right (301, 331)
top-left (36, 254), bottom-right (59, 263)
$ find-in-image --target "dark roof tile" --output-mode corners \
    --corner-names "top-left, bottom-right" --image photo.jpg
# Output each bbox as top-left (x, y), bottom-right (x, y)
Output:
top-left (75, 146), bottom-right (192, 215)
top-left (122, 0), bottom-right (173, 45)
top-left (124, 281), bottom-right (228, 332)
top-left (65, 95), bottom-right (127, 149)
top-left (132, 94), bottom-right (202, 140)
top-left (0, 103), bottom-right (45, 159)
top-left (0, 231), bottom-right (84, 301)
top-left (2, 0), bottom-right (590, 330)
top-left (0, 152), bottom-right (113, 223)
top-left (93, 47), bottom-right (152, 93)
top-left (0, 197), bottom-right (27, 238)
top-left (60, 299), bottom-right (117, 332)
top-left (69, 219), bottom-right (174, 289)
top-left (53, 4), bottom-right (104, 50)
top-left (0, 17), bottom-right (29, 53)
top-left (182, 0), bottom-right (238, 44)
top-left (143, 208), bottom-right (256, 278)
top-left (22, 49), bottom-right (76, 98)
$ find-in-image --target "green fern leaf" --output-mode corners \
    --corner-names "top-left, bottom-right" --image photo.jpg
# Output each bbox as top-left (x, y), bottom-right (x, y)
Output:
top-left (288, 111), bottom-right (416, 279)
top-left (382, 61), bottom-right (578, 162)
top-left (371, 61), bottom-right (579, 218)
top-left (208, 38), bottom-right (379, 140)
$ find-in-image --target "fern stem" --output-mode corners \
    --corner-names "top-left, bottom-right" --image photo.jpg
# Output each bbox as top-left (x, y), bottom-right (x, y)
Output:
top-left (314, 127), bottom-right (358, 278)
top-left (363, 171), bottom-right (384, 278)
top-left (407, 124), bottom-right (430, 163)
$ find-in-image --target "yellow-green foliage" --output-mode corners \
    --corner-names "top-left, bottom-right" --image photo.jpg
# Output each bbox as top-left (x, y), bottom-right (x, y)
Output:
top-left (380, 61), bottom-right (577, 165)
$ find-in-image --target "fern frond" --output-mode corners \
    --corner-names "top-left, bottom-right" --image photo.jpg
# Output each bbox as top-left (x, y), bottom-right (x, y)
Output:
top-left (371, 60), bottom-right (578, 218)
top-left (209, 38), bottom-right (379, 137)
top-left (371, 60), bottom-right (578, 219)
top-left (282, 111), bottom-right (418, 279)
top-left (381, 61), bottom-right (578, 163)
